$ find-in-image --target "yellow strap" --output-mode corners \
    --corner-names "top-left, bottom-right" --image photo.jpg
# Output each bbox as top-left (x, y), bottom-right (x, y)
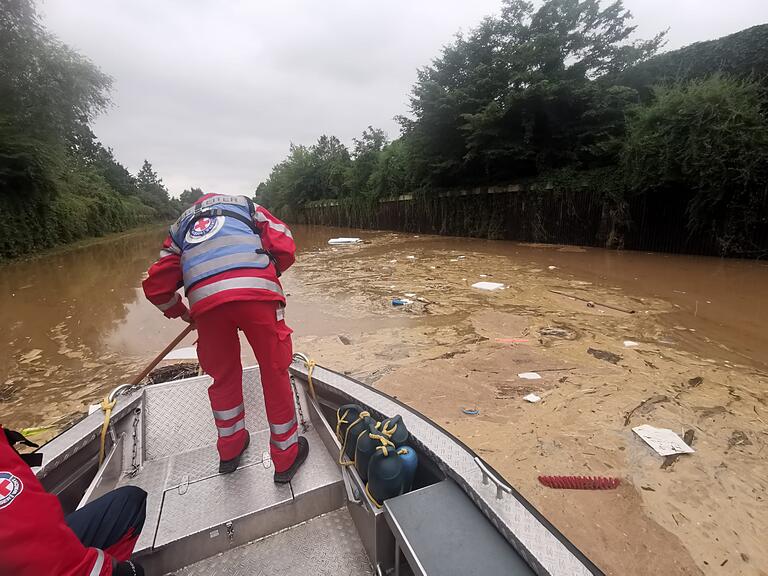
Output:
top-left (98, 397), bottom-right (116, 466)
top-left (382, 421), bottom-right (398, 437)
top-left (335, 408), bottom-right (350, 443)
top-left (365, 482), bottom-right (383, 509)
top-left (339, 411), bottom-right (369, 466)
top-left (306, 359), bottom-right (317, 400)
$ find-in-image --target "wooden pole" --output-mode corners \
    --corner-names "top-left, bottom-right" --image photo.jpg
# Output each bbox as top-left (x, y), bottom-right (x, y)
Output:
top-left (129, 324), bottom-right (195, 387)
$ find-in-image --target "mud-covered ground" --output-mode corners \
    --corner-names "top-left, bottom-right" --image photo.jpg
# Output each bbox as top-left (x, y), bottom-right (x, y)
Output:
top-left (2, 226), bottom-right (767, 575)
top-left (285, 232), bottom-right (768, 576)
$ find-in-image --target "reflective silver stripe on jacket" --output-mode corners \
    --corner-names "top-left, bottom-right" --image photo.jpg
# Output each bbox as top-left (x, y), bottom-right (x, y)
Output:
top-left (88, 549), bottom-right (105, 576)
top-left (270, 416), bottom-right (297, 435)
top-left (253, 211), bottom-right (293, 238)
top-left (270, 430), bottom-right (298, 450)
top-left (185, 252), bottom-right (270, 282)
top-left (177, 195), bottom-right (251, 223)
top-left (181, 235), bottom-right (263, 264)
top-left (213, 403), bottom-right (245, 421)
top-left (218, 419), bottom-right (246, 438)
top-left (159, 249), bottom-right (176, 259)
top-left (156, 293), bottom-right (180, 311)
top-left (188, 277), bottom-right (284, 305)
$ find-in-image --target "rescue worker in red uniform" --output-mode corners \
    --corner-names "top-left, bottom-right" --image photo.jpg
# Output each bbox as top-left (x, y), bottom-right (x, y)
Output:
top-left (0, 427), bottom-right (147, 576)
top-left (142, 194), bottom-right (308, 481)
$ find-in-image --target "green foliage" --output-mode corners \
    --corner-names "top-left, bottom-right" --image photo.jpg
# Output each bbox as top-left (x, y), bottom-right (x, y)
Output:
top-left (257, 1), bottom-right (768, 255)
top-left (615, 24), bottom-right (768, 99)
top-left (179, 187), bottom-right (204, 206)
top-left (622, 75), bottom-right (768, 253)
top-left (0, 0), bottom-right (178, 260)
top-left (258, 0), bottom-right (664, 210)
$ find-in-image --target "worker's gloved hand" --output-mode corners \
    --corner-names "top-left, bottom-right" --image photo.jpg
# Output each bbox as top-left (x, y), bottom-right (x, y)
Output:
top-left (115, 561), bottom-right (145, 576)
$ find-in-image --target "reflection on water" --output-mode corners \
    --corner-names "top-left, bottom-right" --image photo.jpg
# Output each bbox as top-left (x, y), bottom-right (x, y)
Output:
top-left (1, 224), bottom-right (767, 431)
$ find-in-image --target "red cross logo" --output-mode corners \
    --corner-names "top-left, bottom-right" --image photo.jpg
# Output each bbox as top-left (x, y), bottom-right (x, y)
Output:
top-left (194, 218), bottom-right (211, 232)
top-left (0, 478), bottom-right (13, 498)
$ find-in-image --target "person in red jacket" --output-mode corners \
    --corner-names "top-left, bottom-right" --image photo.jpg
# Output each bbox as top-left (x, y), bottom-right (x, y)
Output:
top-left (142, 194), bottom-right (308, 481)
top-left (0, 427), bottom-right (146, 576)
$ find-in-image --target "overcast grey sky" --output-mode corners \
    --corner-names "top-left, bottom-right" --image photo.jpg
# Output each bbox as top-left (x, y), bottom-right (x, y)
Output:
top-left (40, 0), bottom-right (767, 197)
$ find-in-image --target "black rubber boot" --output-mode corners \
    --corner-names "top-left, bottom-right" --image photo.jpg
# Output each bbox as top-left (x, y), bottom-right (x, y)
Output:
top-left (274, 436), bottom-right (309, 484)
top-left (219, 430), bottom-right (250, 474)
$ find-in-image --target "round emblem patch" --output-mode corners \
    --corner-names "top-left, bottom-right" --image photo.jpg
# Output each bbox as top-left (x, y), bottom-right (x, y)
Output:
top-left (185, 215), bottom-right (224, 244)
top-left (0, 471), bottom-right (23, 509)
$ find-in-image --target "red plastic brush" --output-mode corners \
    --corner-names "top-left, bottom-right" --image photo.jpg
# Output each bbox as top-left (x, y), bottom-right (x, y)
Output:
top-left (538, 475), bottom-right (621, 490)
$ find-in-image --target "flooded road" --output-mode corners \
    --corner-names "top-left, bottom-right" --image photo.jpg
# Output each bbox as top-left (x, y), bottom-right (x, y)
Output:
top-left (2, 225), bottom-right (767, 576)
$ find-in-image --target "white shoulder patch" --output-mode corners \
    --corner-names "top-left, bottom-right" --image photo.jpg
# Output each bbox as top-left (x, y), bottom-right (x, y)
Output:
top-left (0, 471), bottom-right (23, 509)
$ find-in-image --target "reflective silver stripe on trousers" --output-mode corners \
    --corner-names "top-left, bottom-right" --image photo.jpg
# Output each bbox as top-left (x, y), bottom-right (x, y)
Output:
top-left (185, 252), bottom-right (270, 281)
top-left (181, 235), bottom-right (263, 264)
top-left (253, 211), bottom-right (293, 238)
top-left (88, 549), bottom-right (105, 576)
top-left (156, 293), bottom-right (180, 311)
top-left (188, 277), bottom-right (284, 305)
top-left (218, 419), bottom-right (246, 438)
top-left (270, 430), bottom-right (298, 450)
top-left (213, 403), bottom-right (244, 421)
top-left (270, 416), bottom-right (297, 435)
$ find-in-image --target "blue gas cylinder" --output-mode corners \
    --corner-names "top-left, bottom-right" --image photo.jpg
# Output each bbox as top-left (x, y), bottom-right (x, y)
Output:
top-left (342, 413), bottom-right (375, 463)
top-left (380, 415), bottom-right (410, 447)
top-left (355, 427), bottom-right (392, 483)
top-left (336, 404), bottom-right (364, 443)
top-left (366, 445), bottom-right (405, 507)
top-left (397, 446), bottom-right (418, 493)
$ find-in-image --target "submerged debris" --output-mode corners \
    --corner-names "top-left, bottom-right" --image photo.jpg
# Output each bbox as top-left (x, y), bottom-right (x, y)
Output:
top-left (624, 394), bottom-right (670, 426)
top-left (587, 348), bottom-right (622, 364)
top-left (144, 362), bottom-right (199, 385)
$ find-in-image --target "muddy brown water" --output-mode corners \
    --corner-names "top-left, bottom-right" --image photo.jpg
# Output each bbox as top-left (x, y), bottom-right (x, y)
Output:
top-left (1, 224), bottom-right (766, 428)
top-left (2, 224), bottom-right (768, 575)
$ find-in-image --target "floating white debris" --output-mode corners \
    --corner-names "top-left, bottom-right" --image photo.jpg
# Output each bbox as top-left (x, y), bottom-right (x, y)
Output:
top-left (479, 274), bottom-right (489, 278)
top-left (389, 259), bottom-right (398, 264)
top-left (523, 393), bottom-right (542, 403)
top-left (472, 281), bottom-right (505, 291)
top-left (518, 372), bottom-right (542, 380)
top-left (404, 293), bottom-right (417, 298)
top-left (632, 425), bottom-right (695, 456)
top-left (406, 255), bottom-right (416, 260)
top-left (164, 346), bottom-right (198, 361)
top-left (548, 265), bottom-right (557, 270)
top-left (457, 255), bottom-right (466, 260)
top-left (328, 237), bottom-right (362, 245)
top-left (623, 340), bottom-right (639, 348)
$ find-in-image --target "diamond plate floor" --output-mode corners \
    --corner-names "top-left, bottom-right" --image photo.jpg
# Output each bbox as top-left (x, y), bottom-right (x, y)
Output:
top-left (173, 508), bottom-right (373, 576)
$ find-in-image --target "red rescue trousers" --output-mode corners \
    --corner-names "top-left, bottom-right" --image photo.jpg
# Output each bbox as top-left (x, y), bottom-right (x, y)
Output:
top-left (196, 300), bottom-right (298, 472)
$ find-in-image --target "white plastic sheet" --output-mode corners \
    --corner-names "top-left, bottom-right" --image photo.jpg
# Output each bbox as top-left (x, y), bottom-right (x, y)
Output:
top-left (632, 424), bottom-right (695, 456)
top-left (472, 281), bottom-right (505, 291)
top-left (328, 237), bottom-right (362, 245)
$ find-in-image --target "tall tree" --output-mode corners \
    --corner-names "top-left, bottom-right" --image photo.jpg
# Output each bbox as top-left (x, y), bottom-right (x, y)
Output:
top-left (179, 187), bottom-right (204, 206)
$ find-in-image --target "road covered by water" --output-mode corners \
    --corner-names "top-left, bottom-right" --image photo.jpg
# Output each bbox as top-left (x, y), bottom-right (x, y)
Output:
top-left (2, 225), bottom-right (767, 575)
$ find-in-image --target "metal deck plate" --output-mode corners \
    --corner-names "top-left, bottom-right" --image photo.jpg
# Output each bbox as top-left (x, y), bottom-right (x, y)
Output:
top-left (156, 462), bottom-right (293, 547)
top-left (175, 508), bottom-right (373, 576)
top-left (165, 430), bottom-right (270, 489)
top-left (144, 369), bottom-right (270, 460)
top-left (117, 458), bottom-right (169, 553)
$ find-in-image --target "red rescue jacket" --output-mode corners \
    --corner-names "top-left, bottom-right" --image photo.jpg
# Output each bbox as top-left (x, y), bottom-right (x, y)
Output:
top-left (0, 432), bottom-right (112, 576)
top-left (143, 194), bottom-right (296, 318)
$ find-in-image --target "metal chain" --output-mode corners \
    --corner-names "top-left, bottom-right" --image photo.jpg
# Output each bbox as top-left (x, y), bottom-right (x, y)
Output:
top-left (126, 408), bottom-right (141, 478)
top-left (290, 373), bottom-right (309, 433)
